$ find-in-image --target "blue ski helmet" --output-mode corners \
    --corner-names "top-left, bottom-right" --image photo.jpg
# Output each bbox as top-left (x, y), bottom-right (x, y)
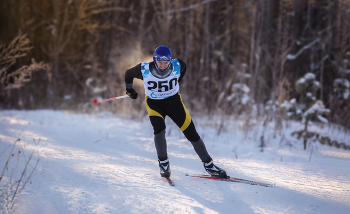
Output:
top-left (153, 46), bottom-right (172, 73)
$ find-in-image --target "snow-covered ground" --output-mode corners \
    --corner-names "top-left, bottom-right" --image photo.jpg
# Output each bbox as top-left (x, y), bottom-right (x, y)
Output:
top-left (0, 110), bottom-right (350, 214)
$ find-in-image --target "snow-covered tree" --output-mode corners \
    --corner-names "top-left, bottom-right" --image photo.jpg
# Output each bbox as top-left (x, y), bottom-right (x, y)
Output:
top-left (333, 78), bottom-right (350, 101)
top-left (295, 73), bottom-right (320, 109)
top-left (281, 73), bottom-right (330, 150)
top-left (333, 58), bottom-right (350, 108)
top-left (281, 73), bottom-right (321, 121)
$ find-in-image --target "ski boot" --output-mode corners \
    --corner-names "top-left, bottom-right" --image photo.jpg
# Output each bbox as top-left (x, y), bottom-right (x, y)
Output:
top-left (204, 159), bottom-right (227, 178)
top-left (158, 159), bottom-right (171, 178)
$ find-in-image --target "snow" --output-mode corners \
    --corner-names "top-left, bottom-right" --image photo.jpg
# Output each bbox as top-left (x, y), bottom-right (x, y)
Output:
top-left (227, 83), bottom-right (251, 105)
top-left (264, 100), bottom-right (279, 112)
top-left (317, 115), bottom-right (329, 124)
top-left (334, 78), bottom-right (350, 88)
top-left (296, 73), bottom-right (319, 87)
top-left (304, 73), bottom-right (316, 80)
top-left (236, 72), bottom-right (251, 79)
top-left (302, 101), bottom-right (330, 123)
top-left (1, 110), bottom-right (350, 214)
top-left (280, 101), bottom-right (291, 110)
top-left (297, 77), bottom-right (306, 85)
top-left (232, 83), bottom-right (250, 94)
top-left (280, 99), bottom-right (301, 114)
top-left (286, 112), bottom-right (294, 117)
top-left (333, 78), bottom-right (350, 99)
top-left (241, 94), bottom-right (250, 105)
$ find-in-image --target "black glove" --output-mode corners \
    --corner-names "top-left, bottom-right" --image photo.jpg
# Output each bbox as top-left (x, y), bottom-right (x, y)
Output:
top-left (126, 88), bottom-right (138, 99)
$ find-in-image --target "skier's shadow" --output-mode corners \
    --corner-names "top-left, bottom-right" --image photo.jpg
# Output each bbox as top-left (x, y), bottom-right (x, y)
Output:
top-left (173, 176), bottom-right (257, 214)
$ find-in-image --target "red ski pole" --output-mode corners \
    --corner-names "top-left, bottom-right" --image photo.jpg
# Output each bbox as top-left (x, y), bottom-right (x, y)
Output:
top-left (93, 95), bottom-right (129, 104)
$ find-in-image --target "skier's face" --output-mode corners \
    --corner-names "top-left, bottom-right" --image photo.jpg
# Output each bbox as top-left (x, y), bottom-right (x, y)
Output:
top-left (156, 61), bottom-right (170, 71)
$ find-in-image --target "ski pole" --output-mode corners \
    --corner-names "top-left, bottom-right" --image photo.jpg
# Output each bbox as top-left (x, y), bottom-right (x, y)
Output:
top-left (93, 95), bottom-right (129, 104)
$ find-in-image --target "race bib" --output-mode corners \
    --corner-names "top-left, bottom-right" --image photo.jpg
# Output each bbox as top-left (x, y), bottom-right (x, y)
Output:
top-left (141, 59), bottom-right (181, 99)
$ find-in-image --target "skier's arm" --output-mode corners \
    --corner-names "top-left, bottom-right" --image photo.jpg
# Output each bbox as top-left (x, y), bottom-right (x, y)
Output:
top-left (178, 59), bottom-right (186, 83)
top-left (125, 63), bottom-right (143, 88)
top-left (125, 63), bottom-right (143, 99)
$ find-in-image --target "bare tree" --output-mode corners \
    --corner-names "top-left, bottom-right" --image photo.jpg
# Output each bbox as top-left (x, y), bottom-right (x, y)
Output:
top-left (0, 35), bottom-right (46, 92)
top-left (0, 0), bottom-right (349, 130)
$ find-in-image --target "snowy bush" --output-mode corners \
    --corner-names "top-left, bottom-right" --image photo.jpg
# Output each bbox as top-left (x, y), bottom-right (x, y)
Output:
top-left (280, 98), bottom-right (302, 120)
top-left (227, 83), bottom-right (252, 107)
top-left (217, 80), bottom-right (255, 117)
top-left (265, 100), bottom-right (279, 113)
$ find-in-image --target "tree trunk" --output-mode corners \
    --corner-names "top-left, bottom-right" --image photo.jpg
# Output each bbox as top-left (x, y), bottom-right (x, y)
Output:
top-left (303, 119), bottom-right (309, 150)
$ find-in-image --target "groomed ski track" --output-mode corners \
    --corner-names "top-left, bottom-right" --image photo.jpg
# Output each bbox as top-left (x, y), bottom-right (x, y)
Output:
top-left (1, 110), bottom-right (349, 214)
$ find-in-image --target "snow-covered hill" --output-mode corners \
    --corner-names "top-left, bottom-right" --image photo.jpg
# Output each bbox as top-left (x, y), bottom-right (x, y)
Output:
top-left (1, 110), bottom-right (349, 214)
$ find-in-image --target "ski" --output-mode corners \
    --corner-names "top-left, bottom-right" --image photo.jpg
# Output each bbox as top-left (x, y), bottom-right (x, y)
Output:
top-left (185, 174), bottom-right (274, 187)
top-left (164, 177), bottom-right (175, 186)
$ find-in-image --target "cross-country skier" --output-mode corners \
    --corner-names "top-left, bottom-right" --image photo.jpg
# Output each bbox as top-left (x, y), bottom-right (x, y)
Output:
top-left (125, 46), bottom-right (227, 179)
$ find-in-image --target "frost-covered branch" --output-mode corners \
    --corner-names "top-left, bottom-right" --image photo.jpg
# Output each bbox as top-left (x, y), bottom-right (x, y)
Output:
top-left (286, 39), bottom-right (320, 60)
top-left (86, 77), bottom-right (108, 94)
top-left (163, 0), bottom-right (217, 14)
top-left (302, 100), bottom-right (330, 123)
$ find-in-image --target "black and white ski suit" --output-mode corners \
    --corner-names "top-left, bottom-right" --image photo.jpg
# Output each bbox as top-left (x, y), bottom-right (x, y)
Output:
top-left (125, 59), bottom-right (211, 162)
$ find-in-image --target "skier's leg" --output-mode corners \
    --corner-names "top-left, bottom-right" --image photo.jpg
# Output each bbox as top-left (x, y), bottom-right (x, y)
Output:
top-left (182, 120), bottom-right (212, 162)
top-left (153, 128), bottom-right (171, 177)
top-left (145, 97), bottom-right (171, 177)
top-left (190, 138), bottom-right (210, 162)
top-left (165, 93), bottom-right (210, 161)
top-left (166, 93), bottom-right (227, 178)
top-left (154, 129), bottom-right (167, 160)
top-left (145, 97), bottom-right (167, 159)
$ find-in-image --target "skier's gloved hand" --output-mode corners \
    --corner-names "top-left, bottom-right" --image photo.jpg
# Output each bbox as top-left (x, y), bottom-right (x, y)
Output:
top-left (126, 88), bottom-right (138, 99)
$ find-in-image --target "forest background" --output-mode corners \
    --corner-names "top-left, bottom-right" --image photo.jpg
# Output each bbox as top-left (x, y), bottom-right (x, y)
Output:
top-left (1, 0), bottom-right (350, 131)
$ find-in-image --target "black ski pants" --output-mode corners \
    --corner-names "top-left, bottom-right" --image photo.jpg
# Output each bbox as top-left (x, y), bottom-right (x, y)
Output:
top-left (145, 93), bottom-right (210, 162)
